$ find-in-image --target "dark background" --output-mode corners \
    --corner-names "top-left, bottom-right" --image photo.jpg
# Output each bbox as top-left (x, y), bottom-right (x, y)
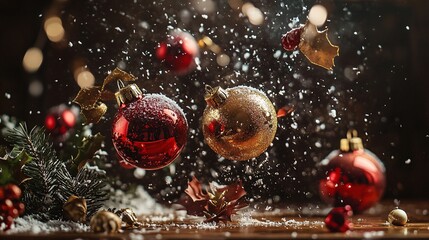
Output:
top-left (1, 0), bottom-right (429, 203)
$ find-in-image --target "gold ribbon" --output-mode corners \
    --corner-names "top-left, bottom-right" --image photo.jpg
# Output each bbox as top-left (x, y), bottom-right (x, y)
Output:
top-left (73, 68), bottom-right (136, 124)
top-left (299, 21), bottom-right (339, 71)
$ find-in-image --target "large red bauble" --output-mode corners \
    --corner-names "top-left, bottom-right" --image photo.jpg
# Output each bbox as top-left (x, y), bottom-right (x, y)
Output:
top-left (156, 30), bottom-right (199, 75)
top-left (319, 149), bottom-right (386, 213)
top-left (112, 94), bottom-right (188, 170)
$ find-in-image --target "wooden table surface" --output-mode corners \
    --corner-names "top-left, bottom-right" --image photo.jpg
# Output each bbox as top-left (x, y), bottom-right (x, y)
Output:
top-left (2, 200), bottom-right (429, 240)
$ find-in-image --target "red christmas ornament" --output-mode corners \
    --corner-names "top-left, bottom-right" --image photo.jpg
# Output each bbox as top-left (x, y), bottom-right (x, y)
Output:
top-left (156, 29), bottom-right (199, 75)
top-left (112, 81), bottom-right (188, 170)
top-left (281, 27), bottom-right (303, 51)
top-left (319, 130), bottom-right (386, 213)
top-left (325, 205), bottom-right (353, 232)
top-left (0, 184), bottom-right (25, 231)
top-left (44, 104), bottom-right (77, 141)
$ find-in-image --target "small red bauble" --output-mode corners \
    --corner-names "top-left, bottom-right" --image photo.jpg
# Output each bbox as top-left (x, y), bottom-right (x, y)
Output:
top-left (325, 205), bottom-right (353, 232)
top-left (281, 27), bottom-right (303, 51)
top-left (44, 104), bottom-right (77, 141)
top-left (319, 130), bottom-right (386, 213)
top-left (112, 82), bottom-right (188, 170)
top-left (156, 30), bottom-right (199, 75)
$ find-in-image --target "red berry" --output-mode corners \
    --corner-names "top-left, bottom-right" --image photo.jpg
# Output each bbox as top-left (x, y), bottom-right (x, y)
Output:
top-left (325, 205), bottom-right (353, 232)
top-left (0, 188), bottom-right (4, 199)
top-left (3, 215), bottom-right (14, 230)
top-left (4, 184), bottom-right (21, 200)
top-left (281, 27), bottom-right (303, 51)
top-left (1, 199), bottom-right (13, 212)
top-left (8, 208), bottom-right (19, 218)
top-left (14, 202), bottom-right (25, 215)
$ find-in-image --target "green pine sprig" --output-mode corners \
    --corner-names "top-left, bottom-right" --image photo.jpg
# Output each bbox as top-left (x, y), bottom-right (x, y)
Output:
top-left (4, 123), bottom-right (109, 221)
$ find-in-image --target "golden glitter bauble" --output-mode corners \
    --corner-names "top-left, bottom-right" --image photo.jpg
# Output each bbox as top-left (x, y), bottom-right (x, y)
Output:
top-left (202, 85), bottom-right (277, 161)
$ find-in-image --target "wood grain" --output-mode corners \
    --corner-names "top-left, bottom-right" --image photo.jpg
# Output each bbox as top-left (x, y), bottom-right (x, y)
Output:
top-left (2, 201), bottom-right (429, 239)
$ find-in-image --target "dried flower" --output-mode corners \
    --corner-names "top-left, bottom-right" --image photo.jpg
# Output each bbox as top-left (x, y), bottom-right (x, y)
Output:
top-left (179, 176), bottom-right (248, 223)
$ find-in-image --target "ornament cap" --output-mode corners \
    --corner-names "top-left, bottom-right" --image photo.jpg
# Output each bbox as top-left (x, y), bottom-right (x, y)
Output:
top-left (340, 129), bottom-right (364, 152)
top-left (115, 80), bottom-right (143, 106)
top-left (204, 85), bottom-right (228, 107)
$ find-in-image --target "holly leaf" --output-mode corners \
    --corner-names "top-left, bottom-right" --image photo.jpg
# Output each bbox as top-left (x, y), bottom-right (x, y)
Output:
top-left (69, 133), bottom-right (105, 175)
top-left (299, 22), bottom-right (339, 71)
top-left (0, 147), bottom-right (32, 185)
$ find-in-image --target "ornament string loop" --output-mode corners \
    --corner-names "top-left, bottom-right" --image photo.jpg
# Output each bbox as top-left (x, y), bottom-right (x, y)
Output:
top-left (205, 85), bottom-right (214, 94)
top-left (346, 129), bottom-right (358, 140)
top-left (117, 79), bottom-right (126, 90)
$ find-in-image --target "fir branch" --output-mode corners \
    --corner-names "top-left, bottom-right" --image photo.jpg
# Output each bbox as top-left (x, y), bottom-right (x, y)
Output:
top-left (57, 166), bottom-right (109, 218)
top-left (4, 123), bottom-right (109, 221)
top-left (5, 123), bottom-right (66, 219)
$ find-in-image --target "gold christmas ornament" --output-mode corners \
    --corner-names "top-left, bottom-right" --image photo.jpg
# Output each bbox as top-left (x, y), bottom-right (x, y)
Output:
top-left (202, 85), bottom-right (277, 161)
top-left (63, 195), bottom-right (87, 223)
top-left (90, 210), bottom-right (122, 233)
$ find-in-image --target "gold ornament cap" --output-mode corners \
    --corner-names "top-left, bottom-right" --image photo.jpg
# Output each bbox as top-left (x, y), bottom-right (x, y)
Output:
top-left (204, 85), bottom-right (228, 108)
top-left (115, 80), bottom-right (143, 106)
top-left (340, 129), bottom-right (364, 152)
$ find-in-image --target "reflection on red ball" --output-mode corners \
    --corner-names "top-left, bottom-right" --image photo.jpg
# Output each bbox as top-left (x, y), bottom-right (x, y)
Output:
top-left (156, 30), bottom-right (199, 75)
top-left (325, 205), bottom-right (353, 232)
top-left (319, 149), bottom-right (386, 213)
top-left (112, 94), bottom-right (188, 170)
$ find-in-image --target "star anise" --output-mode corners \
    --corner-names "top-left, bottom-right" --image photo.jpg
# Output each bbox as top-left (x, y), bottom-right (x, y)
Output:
top-left (179, 176), bottom-right (248, 223)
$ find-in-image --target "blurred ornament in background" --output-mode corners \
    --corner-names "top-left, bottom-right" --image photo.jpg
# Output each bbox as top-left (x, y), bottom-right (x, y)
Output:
top-left (281, 5), bottom-right (339, 70)
top-left (112, 81), bottom-right (188, 170)
top-left (202, 85), bottom-right (277, 161)
top-left (156, 29), bottom-right (199, 75)
top-left (318, 130), bottom-right (386, 213)
top-left (325, 205), bottom-right (353, 232)
top-left (44, 104), bottom-right (78, 142)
